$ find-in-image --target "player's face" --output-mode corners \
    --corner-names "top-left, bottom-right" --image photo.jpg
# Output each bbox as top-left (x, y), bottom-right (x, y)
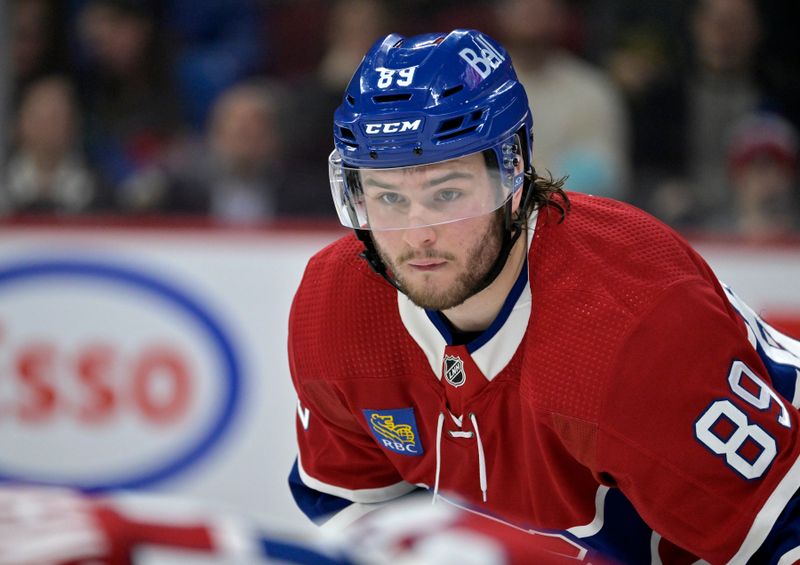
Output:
top-left (368, 153), bottom-right (505, 310)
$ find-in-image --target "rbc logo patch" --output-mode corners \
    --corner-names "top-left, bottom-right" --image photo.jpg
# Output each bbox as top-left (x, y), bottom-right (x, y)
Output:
top-left (363, 408), bottom-right (423, 456)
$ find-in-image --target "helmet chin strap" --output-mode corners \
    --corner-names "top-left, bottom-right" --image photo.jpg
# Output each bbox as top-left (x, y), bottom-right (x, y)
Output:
top-left (356, 228), bottom-right (403, 292)
top-left (356, 170), bottom-right (534, 302)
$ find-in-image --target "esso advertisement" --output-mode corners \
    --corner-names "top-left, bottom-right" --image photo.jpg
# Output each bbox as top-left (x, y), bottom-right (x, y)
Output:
top-left (0, 259), bottom-right (241, 490)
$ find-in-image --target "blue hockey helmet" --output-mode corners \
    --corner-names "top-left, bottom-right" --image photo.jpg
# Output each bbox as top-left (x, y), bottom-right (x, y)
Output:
top-left (329, 29), bottom-right (534, 231)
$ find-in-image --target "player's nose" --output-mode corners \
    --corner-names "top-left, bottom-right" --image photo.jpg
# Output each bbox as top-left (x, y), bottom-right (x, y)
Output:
top-left (402, 224), bottom-right (437, 248)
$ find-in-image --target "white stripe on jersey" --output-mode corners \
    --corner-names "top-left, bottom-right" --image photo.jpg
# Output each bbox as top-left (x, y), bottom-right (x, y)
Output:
top-left (297, 454), bottom-right (417, 504)
top-left (777, 546), bottom-right (800, 565)
top-left (436, 494), bottom-right (590, 562)
top-left (567, 485), bottom-right (609, 538)
top-left (320, 500), bottom-right (396, 531)
top-left (397, 291), bottom-right (448, 377)
top-left (471, 277), bottom-right (532, 380)
top-left (650, 532), bottom-right (663, 565)
top-left (793, 369), bottom-right (800, 408)
top-left (728, 451), bottom-right (800, 564)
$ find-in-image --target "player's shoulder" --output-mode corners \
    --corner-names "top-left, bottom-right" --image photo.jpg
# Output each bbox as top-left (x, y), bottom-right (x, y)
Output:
top-left (295, 233), bottom-right (387, 301)
top-left (289, 234), bottom-right (401, 376)
top-left (522, 194), bottom-right (730, 427)
top-left (557, 192), bottom-right (685, 247)
top-left (304, 233), bottom-right (370, 276)
top-left (532, 193), bottom-right (713, 313)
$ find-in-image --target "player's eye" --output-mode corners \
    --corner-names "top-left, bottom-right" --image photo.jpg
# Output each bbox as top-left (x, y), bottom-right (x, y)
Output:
top-left (377, 192), bottom-right (408, 206)
top-left (434, 189), bottom-right (463, 202)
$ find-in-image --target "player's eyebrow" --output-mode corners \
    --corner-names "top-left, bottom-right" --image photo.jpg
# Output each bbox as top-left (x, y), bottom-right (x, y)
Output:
top-left (362, 176), bottom-right (397, 190)
top-left (425, 171), bottom-right (473, 187)
top-left (362, 170), bottom-right (473, 190)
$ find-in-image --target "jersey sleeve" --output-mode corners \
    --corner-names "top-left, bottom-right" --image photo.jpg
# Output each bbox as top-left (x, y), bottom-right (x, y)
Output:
top-left (597, 278), bottom-right (800, 564)
top-left (290, 381), bottom-right (417, 521)
top-left (286, 242), bottom-right (418, 524)
top-left (288, 343), bottom-right (416, 523)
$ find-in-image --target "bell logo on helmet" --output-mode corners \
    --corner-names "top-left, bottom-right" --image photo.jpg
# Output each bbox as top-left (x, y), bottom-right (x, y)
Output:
top-left (364, 119), bottom-right (423, 135)
top-left (459, 34), bottom-right (506, 80)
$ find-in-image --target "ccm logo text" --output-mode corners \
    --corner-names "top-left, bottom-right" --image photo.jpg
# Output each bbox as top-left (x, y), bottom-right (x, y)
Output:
top-left (364, 119), bottom-right (422, 135)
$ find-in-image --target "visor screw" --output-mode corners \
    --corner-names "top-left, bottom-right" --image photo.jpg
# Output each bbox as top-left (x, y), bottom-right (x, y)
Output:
top-left (369, 150), bottom-right (378, 160)
top-left (414, 146), bottom-right (423, 155)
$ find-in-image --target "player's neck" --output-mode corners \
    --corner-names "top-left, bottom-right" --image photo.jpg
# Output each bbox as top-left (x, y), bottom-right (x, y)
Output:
top-left (441, 234), bottom-right (527, 333)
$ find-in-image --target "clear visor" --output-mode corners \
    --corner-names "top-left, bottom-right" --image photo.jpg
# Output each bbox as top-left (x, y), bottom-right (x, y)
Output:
top-left (329, 145), bottom-right (522, 231)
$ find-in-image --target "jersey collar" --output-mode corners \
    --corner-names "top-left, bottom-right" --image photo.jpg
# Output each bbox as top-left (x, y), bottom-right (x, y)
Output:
top-left (397, 212), bottom-right (536, 381)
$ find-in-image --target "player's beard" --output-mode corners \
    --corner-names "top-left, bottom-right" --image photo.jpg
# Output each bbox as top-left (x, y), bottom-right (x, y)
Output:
top-left (376, 209), bottom-right (505, 311)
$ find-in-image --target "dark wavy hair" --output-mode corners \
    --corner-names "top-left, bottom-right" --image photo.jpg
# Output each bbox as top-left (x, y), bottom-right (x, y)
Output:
top-left (482, 135), bottom-right (571, 227)
top-left (523, 169), bottom-right (570, 224)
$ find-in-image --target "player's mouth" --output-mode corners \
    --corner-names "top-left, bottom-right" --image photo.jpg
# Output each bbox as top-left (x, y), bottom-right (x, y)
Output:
top-left (406, 259), bottom-right (448, 271)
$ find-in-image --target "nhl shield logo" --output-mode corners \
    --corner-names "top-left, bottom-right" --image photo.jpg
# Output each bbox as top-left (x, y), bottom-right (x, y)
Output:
top-left (444, 355), bottom-right (466, 387)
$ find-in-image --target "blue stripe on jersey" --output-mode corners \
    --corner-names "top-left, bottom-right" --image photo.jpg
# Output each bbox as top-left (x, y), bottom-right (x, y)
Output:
top-left (747, 487), bottom-right (800, 564)
top-left (574, 487), bottom-right (657, 563)
top-left (424, 256), bottom-right (529, 353)
top-left (288, 458), bottom-right (353, 523)
top-left (467, 256), bottom-right (529, 354)
top-left (425, 305), bottom-right (454, 343)
top-left (259, 537), bottom-right (353, 565)
top-left (723, 285), bottom-right (800, 404)
top-left (751, 326), bottom-right (800, 404)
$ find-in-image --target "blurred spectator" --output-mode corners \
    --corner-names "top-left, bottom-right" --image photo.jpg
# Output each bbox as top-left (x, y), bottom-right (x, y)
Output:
top-left (282, 0), bottom-right (391, 218)
top-left (6, 0), bottom-right (797, 230)
top-left (757, 2), bottom-right (800, 130)
top-left (711, 113), bottom-right (799, 239)
top-left (608, 26), bottom-right (685, 203)
top-left (2, 76), bottom-right (103, 214)
top-left (10, 0), bottom-right (68, 110)
top-left (624, 0), bottom-right (768, 229)
top-left (262, 0), bottom-right (330, 79)
top-left (495, 0), bottom-right (631, 199)
top-left (164, 0), bottom-right (265, 130)
top-left (689, 0), bottom-right (763, 214)
top-left (74, 0), bottom-right (183, 194)
top-left (120, 81), bottom-right (288, 224)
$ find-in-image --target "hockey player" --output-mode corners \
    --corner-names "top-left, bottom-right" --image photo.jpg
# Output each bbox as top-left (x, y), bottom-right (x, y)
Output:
top-left (287, 29), bottom-right (800, 563)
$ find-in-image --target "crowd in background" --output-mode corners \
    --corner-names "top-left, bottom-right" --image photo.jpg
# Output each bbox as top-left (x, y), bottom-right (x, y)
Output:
top-left (2, 0), bottom-right (800, 240)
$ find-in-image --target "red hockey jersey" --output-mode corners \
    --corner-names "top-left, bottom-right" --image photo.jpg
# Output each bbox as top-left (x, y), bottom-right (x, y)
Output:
top-left (289, 193), bottom-right (800, 564)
